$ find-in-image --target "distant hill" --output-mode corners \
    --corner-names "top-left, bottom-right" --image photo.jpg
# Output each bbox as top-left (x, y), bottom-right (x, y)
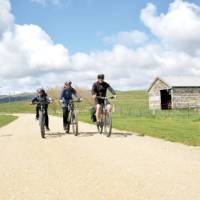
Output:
top-left (0, 93), bottom-right (34, 103)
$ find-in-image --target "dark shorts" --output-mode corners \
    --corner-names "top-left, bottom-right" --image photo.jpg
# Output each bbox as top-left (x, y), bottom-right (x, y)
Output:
top-left (95, 98), bottom-right (110, 106)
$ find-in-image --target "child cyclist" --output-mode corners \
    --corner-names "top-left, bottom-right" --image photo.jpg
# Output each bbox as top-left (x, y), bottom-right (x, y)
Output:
top-left (32, 88), bottom-right (52, 131)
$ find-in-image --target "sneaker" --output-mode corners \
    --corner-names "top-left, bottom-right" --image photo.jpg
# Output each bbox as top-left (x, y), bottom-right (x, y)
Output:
top-left (46, 127), bottom-right (50, 131)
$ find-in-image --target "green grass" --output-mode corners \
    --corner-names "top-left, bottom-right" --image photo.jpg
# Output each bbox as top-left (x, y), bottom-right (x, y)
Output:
top-left (0, 101), bottom-right (62, 115)
top-left (78, 90), bottom-right (200, 146)
top-left (78, 112), bottom-right (200, 146)
top-left (1, 91), bottom-right (200, 146)
top-left (0, 101), bottom-right (34, 113)
top-left (111, 115), bottom-right (200, 146)
top-left (0, 115), bottom-right (18, 128)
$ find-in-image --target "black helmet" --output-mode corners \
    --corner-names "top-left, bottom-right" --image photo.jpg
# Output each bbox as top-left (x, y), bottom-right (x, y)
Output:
top-left (37, 88), bottom-right (44, 93)
top-left (37, 88), bottom-right (45, 95)
top-left (64, 81), bottom-right (72, 85)
top-left (97, 74), bottom-right (105, 80)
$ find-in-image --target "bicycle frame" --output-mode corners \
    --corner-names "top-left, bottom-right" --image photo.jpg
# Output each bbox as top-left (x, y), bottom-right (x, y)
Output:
top-left (96, 96), bottom-right (114, 113)
top-left (34, 101), bottom-right (49, 113)
top-left (96, 96), bottom-right (114, 137)
top-left (61, 99), bottom-right (80, 135)
top-left (61, 100), bottom-right (78, 120)
top-left (68, 101), bottom-right (76, 114)
top-left (33, 101), bottom-right (50, 138)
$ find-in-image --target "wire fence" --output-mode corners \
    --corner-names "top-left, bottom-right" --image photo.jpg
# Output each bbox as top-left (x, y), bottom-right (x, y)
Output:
top-left (121, 106), bottom-right (200, 121)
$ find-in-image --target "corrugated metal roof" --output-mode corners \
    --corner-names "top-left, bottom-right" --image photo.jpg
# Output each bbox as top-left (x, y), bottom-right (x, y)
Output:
top-left (162, 76), bottom-right (200, 87)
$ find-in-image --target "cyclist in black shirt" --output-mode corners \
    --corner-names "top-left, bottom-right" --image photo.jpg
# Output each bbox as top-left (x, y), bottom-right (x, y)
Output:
top-left (91, 74), bottom-right (117, 125)
top-left (32, 88), bottom-right (51, 131)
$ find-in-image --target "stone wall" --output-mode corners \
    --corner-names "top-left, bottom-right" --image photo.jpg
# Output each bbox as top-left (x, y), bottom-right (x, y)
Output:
top-left (172, 87), bottom-right (200, 109)
top-left (148, 79), bottom-right (170, 110)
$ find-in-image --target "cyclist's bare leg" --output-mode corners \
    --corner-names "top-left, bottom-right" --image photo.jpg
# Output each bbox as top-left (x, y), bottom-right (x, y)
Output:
top-left (96, 104), bottom-right (101, 122)
top-left (107, 104), bottom-right (112, 112)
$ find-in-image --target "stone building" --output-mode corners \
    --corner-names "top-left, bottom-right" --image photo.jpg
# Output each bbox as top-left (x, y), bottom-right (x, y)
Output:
top-left (148, 76), bottom-right (200, 110)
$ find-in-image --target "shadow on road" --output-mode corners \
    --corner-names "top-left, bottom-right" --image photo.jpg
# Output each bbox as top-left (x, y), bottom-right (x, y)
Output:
top-left (110, 132), bottom-right (132, 138)
top-left (46, 132), bottom-right (66, 138)
top-left (77, 132), bottom-right (133, 138)
top-left (0, 134), bottom-right (13, 138)
top-left (45, 131), bottom-right (137, 139)
top-left (77, 132), bottom-right (97, 137)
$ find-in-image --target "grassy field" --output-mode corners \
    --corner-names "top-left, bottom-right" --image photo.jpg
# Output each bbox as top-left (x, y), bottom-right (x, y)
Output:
top-left (0, 101), bottom-right (34, 114)
top-left (78, 91), bottom-right (200, 146)
top-left (0, 115), bottom-right (18, 128)
top-left (0, 90), bottom-right (200, 145)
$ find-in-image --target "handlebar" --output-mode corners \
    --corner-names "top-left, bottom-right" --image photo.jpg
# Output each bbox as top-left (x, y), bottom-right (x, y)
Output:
top-left (96, 96), bottom-right (115, 100)
top-left (59, 99), bottom-right (82, 104)
top-left (32, 101), bottom-right (51, 105)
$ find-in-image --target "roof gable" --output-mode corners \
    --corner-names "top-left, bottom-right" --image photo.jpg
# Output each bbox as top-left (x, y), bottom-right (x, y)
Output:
top-left (148, 76), bottom-right (200, 91)
top-left (148, 77), bottom-right (170, 92)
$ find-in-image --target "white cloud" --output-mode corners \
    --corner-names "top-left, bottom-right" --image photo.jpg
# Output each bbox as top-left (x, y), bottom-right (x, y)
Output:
top-left (141, 0), bottom-right (200, 53)
top-left (0, 0), bottom-right (14, 38)
top-left (1, 0), bottom-right (200, 94)
top-left (15, 24), bottom-right (71, 72)
top-left (0, 24), bottom-right (71, 79)
top-left (103, 30), bottom-right (149, 46)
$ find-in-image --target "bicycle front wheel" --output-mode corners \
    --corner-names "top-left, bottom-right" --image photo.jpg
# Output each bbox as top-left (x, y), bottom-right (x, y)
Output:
top-left (39, 112), bottom-right (45, 138)
top-left (71, 111), bottom-right (79, 136)
top-left (97, 118), bottom-right (103, 134)
top-left (104, 112), bottom-right (112, 137)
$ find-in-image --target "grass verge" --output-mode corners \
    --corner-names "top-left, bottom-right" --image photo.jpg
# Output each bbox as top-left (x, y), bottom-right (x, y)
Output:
top-left (0, 115), bottom-right (18, 128)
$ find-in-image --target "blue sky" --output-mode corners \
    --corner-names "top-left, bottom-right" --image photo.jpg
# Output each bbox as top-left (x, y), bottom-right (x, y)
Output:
top-left (1, 0), bottom-right (200, 93)
top-left (11, 0), bottom-right (176, 53)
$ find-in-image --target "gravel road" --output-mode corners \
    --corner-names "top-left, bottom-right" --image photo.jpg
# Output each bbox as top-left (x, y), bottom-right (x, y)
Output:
top-left (0, 114), bottom-right (200, 200)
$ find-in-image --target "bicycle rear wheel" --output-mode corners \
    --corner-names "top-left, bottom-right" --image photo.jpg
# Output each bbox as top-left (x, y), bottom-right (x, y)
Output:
top-left (71, 111), bottom-right (79, 136)
top-left (39, 112), bottom-right (45, 138)
top-left (104, 112), bottom-right (112, 137)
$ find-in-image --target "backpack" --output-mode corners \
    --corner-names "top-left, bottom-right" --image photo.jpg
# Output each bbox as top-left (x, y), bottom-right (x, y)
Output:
top-left (90, 107), bottom-right (97, 122)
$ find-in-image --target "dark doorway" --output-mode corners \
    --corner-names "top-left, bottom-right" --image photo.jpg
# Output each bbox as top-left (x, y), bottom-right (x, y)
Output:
top-left (160, 90), bottom-right (172, 110)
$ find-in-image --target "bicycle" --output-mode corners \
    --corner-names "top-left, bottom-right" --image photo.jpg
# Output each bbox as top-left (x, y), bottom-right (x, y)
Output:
top-left (61, 100), bottom-right (80, 136)
top-left (96, 96), bottom-right (115, 137)
top-left (33, 101), bottom-right (50, 138)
